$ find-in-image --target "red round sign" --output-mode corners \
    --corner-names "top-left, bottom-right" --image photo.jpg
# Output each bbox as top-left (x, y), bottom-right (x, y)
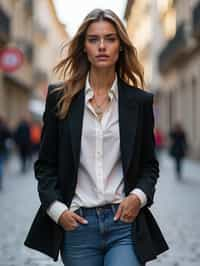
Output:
top-left (0, 47), bottom-right (24, 72)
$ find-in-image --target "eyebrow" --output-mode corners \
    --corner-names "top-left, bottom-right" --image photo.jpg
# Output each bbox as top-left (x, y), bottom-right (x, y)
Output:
top-left (86, 33), bottom-right (118, 38)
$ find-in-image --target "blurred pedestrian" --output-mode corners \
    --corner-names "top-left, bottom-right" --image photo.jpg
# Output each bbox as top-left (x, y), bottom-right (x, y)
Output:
top-left (154, 127), bottom-right (165, 159)
top-left (14, 116), bottom-right (32, 173)
top-left (169, 122), bottom-right (187, 180)
top-left (30, 121), bottom-right (42, 158)
top-left (25, 9), bottom-right (168, 266)
top-left (0, 115), bottom-right (11, 190)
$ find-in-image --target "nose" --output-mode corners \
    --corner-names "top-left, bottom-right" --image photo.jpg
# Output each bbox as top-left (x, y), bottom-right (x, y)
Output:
top-left (99, 38), bottom-right (105, 50)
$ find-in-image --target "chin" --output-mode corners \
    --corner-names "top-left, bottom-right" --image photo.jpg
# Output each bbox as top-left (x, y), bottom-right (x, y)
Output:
top-left (94, 62), bottom-right (115, 69)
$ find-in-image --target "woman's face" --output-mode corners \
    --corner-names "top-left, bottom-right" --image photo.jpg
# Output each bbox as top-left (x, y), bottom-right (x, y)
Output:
top-left (84, 20), bottom-right (120, 70)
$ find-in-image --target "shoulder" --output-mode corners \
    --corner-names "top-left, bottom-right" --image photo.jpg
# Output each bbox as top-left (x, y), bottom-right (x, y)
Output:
top-left (128, 85), bottom-right (153, 104)
top-left (43, 82), bottom-right (65, 117)
top-left (48, 81), bottom-right (65, 92)
top-left (46, 82), bottom-right (65, 105)
top-left (119, 79), bottom-right (154, 105)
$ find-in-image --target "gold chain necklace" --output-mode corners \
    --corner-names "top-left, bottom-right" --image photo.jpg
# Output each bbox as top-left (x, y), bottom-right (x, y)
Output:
top-left (92, 95), bottom-right (110, 117)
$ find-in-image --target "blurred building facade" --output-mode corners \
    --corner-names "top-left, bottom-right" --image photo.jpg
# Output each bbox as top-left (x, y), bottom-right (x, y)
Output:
top-left (125, 0), bottom-right (200, 159)
top-left (0, 1), bottom-right (10, 120)
top-left (0, 0), bottom-right (34, 128)
top-left (125, 0), bottom-right (157, 89)
top-left (158, 0), bottom-right (200, 159)
top-left (0, 0), bottom-right (69, 127)
top-left (33, 0), bottom-right (69, 104)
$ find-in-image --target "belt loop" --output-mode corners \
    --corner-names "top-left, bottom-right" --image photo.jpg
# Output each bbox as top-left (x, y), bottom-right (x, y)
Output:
top-left (79, 207), bottom-right (84, 217)
top-left (111, 204), bottom-right (116, 216)
top-left (96, 207), bottom-right (100, 216)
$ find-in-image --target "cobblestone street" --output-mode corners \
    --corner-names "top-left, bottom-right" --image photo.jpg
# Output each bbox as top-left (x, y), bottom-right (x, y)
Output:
top-left (0, 152), bottom-right (200, 266)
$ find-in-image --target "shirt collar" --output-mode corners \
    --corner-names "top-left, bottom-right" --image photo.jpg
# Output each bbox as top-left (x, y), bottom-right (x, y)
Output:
top-left (85, 72), bottom-right (118, 103)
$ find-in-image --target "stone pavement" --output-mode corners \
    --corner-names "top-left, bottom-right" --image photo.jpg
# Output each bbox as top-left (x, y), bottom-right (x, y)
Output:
top-left (0, 155), bottom-right (63, 266)
top-left (0, 152), bottom-right (200, 266)
top-left (148, 152), bottom-right (200, 266)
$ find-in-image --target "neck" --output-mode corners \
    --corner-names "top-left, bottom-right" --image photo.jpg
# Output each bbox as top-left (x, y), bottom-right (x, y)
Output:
top-left (89, 67), bottom-right (116, 95)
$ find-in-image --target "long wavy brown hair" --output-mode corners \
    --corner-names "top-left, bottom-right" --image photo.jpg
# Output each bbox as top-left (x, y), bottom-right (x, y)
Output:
top-left (53, 8), bottom-right (144, 119)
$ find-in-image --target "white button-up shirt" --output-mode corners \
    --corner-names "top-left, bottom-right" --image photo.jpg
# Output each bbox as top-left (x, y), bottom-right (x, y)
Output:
top-left (47, 73), bottom-right (147, 223)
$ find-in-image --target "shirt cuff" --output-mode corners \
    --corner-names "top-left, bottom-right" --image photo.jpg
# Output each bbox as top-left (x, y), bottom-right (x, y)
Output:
top-left (46, 201), bottom-right (68, 224)
top-left (129, 188), bottom-right (147, 208)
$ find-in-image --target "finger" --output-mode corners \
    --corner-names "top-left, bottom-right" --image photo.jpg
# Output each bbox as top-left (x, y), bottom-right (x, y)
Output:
top-left (72, 213), bottom-right (88, 224)
top-left (63, 214), bottom-right (78, 227)
top-left (66, 216), bottom-right (80, 230)
top-left (121, 208), bottom-right (138, 222)
top-left (65, 222), bottom-right (79, 231)
top-left (121, 207), bottom-right (129, 219)
top-left (114, 204), bottom-right (123, 221)
top-left (63, 211), bottom-right (79, 224)
top-left (69, 217), bottom-right (79, 226)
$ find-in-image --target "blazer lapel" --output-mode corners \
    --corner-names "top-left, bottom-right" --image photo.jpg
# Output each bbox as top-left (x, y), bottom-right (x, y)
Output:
top-left (68, 88), bottom-right (85, 172)
top-left (118, 78), bottom-right (139, 177)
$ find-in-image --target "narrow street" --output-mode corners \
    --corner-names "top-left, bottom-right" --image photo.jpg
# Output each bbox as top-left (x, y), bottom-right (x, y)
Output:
top-left (149, 153), bottom-right (200, 266)
top-left (0, 152), bottom-right (200, 266)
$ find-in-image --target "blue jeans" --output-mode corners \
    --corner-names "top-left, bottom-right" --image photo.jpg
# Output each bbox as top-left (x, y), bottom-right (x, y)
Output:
top-left (61, 203), bottom-right (144, 266)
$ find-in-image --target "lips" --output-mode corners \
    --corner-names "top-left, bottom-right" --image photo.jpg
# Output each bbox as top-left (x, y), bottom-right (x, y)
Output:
top-left (96, 55), bottom-right (109, 60)
top-left (96, 54), bottom-right (109, 57)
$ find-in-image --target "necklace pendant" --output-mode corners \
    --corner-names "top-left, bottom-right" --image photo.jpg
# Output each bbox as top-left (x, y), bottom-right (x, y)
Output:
top-left (95, 106), bottom-right (102, 115)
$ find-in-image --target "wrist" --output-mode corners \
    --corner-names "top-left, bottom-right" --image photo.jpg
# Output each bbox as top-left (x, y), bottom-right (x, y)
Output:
top-left (129, 188), bottom-right (147, 208)
top-left (58, 210), bottom-right (68, 225)
top-left (128, 193), bottom-right (141, 207)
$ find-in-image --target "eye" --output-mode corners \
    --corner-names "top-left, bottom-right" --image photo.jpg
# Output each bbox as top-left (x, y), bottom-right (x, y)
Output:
top-left (88, 38), bottom-right (98, 43)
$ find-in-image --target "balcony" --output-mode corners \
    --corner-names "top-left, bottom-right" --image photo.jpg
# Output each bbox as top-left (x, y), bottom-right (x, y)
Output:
top-left (159, 23), bottom-right (190, 73)
top-left (192, 1), bottom-right (200, 39)
top-left (0, 6), bottom-right (10, 43)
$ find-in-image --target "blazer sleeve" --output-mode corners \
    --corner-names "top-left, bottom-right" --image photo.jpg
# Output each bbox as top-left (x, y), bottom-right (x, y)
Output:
top-left (136, 94), bottom-right (159, 207)
top-left (34, 85), bottom-right (63, 211)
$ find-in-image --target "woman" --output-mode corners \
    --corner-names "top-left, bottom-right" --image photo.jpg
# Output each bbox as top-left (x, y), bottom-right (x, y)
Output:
top-left (25, 9), bottom-right (168, 266)
top-left (169, 122), bottom-right (187, 180)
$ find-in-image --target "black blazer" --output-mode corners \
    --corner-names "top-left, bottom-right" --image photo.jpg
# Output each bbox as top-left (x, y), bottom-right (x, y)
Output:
top-left (24, 78), bottom-right (168, 263)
